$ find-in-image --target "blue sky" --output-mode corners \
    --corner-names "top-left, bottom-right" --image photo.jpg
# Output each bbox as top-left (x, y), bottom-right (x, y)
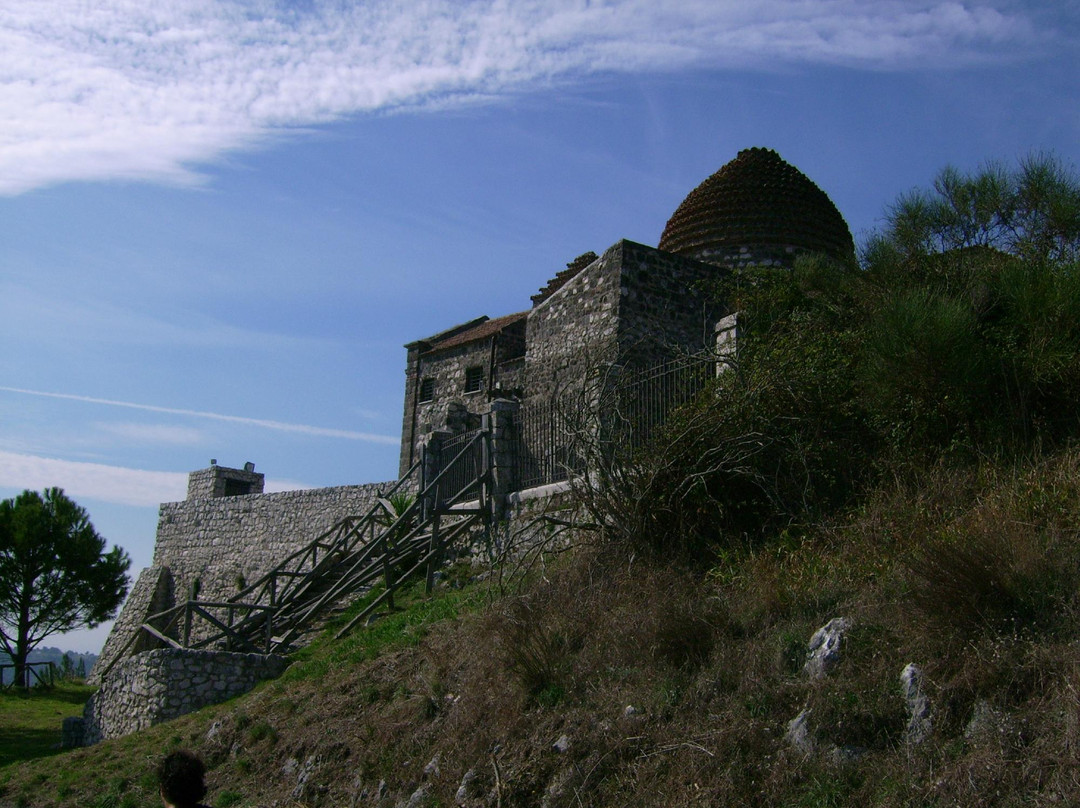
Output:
top-left (2, 0), bottom-right (1077, 653)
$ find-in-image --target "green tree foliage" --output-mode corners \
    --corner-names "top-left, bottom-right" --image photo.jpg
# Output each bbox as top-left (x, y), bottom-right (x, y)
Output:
top-left (865, 153), bottom-right (1080, 267)
top-left (586, 154), bottom-right (1080, 558)
top-left (59, 652), bottom-right (74, 681)
top-left (0, 488), bottom-right (130, 688)
top-left (861, 153), bottom-right (1080, 452)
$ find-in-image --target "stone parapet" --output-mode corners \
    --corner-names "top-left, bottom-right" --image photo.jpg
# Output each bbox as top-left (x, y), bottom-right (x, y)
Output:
top-left (81, 649), bottom-right (288, 745)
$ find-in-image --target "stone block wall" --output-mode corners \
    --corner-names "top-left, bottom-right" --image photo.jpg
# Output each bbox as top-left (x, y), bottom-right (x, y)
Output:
top-left (154, 480), bottom-right (394, 609)
top-left (89, 565), bottom-right (173, 685)
top-left (80, 649), bottom-right (288, 744)
top-left (187, 463), bottom-right (265, 499)
top-left (614, 240), bottom-right (726, 367)
top-left (400, 319), bottom-right (527, 475)
top-left (97, 478), bottom-right (398, 673)
top-left (524, 242), bottom-right (622, 397)
top-left (524, 240), bottom-right (726, 397)
top-left (404, 339), bottom-right (493, 468)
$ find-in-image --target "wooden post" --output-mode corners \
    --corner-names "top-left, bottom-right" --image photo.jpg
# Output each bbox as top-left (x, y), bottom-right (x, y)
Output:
top-left (381, 533), bottom-right (395, 611)
top-left (183, 604), bottom-right (192, 648)
top-left (426, 513), bottom-right (442, 594)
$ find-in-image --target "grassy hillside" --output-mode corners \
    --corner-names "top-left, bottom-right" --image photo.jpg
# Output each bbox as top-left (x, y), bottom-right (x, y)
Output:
top-left (4, 155), bottom-right (1080, 807)
top-left (0, 683), bottom-right (96, 768)
top-left (4, 449), bottom-right (1080, 806)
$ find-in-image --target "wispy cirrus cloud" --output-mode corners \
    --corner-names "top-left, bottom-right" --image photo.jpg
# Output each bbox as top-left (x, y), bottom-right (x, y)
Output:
top-left (93, 422), bottom-right (206, 446)
top-left (0, 387), bottom-right (398, 445)
top-left (0, 450), bottom-right (188, 506)
top-left (0, 1), bottom-right (1044, 195)
top-left (0, 450), bottom-right (313, 507)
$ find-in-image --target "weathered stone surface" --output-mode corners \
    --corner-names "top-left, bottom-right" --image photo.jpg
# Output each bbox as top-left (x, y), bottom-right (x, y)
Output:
top-left (98, 478), bottom-right (397, 667)
top-left (81, 649), bottom-right (287, 745)
top-left (900, 663), bottom-right (932, 744)
top-left (803, 617), bottom-right (850, 679)
top-left (89, 564), bottom-right (173, 685)
top-left (61, 716), bottom-right (85, 749)
top-left (525, 240), bottom-right (724, 402)
top-left (455, 769), bottom-right (478, 805)
top-left (785, 709), bottom-right (813, 754)
top-left (964, 699), bottom-right (1018, 748)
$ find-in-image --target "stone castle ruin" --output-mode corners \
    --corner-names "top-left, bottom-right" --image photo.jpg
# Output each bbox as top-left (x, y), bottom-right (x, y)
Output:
top-left (81, 148), bottom-right (854, 744)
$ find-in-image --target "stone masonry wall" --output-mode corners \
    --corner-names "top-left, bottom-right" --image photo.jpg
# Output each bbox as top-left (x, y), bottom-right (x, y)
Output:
top-left (88, 565), bottom-right (173, 686)
top-left (407, 339), bottom-right (493, 466)
top-left (614, 240), bottom-right (726, 367)
top-left (154, 481), bottom-right (395, 610)
top-left (81, 649), bottom-right (287, 744)
top-left (524, 244), bottom-right (621, 398)
top-left (524, 239), bottom-right (726, 399)
top-left (98, 480), bottom-right (399, 670)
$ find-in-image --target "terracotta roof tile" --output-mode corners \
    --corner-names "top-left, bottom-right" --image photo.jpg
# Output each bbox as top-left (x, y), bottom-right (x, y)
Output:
top-left (426, 310), bottom-right (528, 353)
top-left (531, 251), bottom-right (600, 307)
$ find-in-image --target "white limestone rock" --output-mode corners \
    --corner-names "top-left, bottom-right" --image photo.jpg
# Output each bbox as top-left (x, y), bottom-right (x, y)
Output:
top-left (785, 708), bottom-right (814, 754)
top-left (900, 663), bottom-right (932, 744)
top-left (803, 617), bottom-right (850, 679)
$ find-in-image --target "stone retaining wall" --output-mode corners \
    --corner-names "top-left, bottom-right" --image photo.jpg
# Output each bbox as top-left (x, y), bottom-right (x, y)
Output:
top-left (81, 649), bottom-right (288, 745)
top-left (89, 565), bottom-right (173, 685)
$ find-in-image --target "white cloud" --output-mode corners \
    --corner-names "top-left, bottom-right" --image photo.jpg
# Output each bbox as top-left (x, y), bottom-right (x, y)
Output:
top-left (0, 387), bottom-right (399, 445)
top-left (0, 450), bottom-right (187, 507)
top-left (93, 422), bottom-right (206, 446)
top-left (0, 1), bottom-right (1045, 195)
top-left (0, 450), bottom-right (318, 507)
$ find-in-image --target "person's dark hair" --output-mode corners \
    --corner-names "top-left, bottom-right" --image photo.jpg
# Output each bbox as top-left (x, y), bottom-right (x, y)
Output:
top-left (158, 750), bottom-right (207, 807)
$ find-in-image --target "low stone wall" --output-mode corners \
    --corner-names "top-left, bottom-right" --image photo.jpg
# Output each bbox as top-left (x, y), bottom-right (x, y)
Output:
top-left (81, 649), bottom-right (288, 745)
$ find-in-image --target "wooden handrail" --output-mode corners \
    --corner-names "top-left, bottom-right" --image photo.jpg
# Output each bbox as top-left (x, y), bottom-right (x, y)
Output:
top-left (110, 447), bottom-right (490, 661)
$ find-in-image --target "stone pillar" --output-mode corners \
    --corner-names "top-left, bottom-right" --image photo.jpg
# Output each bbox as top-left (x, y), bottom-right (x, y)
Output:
top-left (419, 430), bottom-right (451, 516)
top-left (715, 312), bottom-right (739, 374)
top-left (488, 399), bottom-right (520, 521)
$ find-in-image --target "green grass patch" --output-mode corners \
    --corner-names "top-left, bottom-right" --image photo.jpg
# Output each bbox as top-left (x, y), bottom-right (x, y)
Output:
top-left (214, 790), bottom-right (243, 807)
top-left (281, 577), bottom-right (485, 683)
top-left (0, 683), bottom-right (96, 767)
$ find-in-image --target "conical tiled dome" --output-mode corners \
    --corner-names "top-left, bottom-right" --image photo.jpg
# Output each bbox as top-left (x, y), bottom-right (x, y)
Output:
top-left (659, 148), bottom-right (854, 266)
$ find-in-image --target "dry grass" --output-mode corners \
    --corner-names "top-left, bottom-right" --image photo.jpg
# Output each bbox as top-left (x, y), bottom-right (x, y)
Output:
top-left (6, 452), bottom-right (1080, 806)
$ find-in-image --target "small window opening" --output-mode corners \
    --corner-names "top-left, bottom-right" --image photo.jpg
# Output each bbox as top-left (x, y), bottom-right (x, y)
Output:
top-left (464, 366), bottom-right (484, 394)
top-left (223, 479), bottom-right (252, 497)
top-left (418, 378), bottom-right (435, 402)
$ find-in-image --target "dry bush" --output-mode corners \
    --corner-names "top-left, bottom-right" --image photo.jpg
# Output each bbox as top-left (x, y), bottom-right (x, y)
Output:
top-left (903, 456), bottom-right (1080, 637)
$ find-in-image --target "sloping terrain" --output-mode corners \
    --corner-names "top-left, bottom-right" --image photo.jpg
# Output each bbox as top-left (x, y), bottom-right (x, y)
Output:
top-left (5, 450), bottom-right (1080, 807)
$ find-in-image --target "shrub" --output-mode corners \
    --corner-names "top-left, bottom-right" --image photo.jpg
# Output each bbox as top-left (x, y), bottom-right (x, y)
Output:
top-left (246, 720), bottom-right (277, 745)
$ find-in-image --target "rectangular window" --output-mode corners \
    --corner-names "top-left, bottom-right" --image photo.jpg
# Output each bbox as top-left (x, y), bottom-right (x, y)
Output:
top-left (223, 479), bottom-right (252, 497)
top-left (418, 377), bottom-right (435, 402)
top-left (464, 366), bottom-right (484, 394)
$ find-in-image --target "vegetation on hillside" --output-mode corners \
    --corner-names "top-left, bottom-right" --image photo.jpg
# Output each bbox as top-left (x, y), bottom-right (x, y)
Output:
top-left (3, 154), bottom-right (1080, 807)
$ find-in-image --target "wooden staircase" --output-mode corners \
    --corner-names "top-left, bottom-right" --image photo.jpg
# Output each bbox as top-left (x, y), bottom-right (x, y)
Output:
top-left (100, 429), bottom-right (491, 678)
